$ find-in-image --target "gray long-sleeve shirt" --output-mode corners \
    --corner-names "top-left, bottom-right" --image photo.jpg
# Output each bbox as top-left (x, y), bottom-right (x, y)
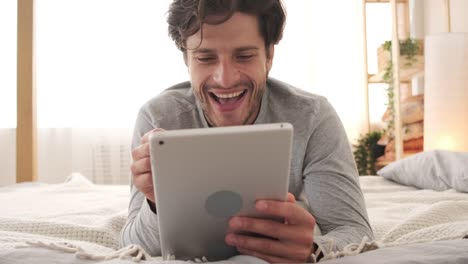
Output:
top-left (120, 78), bottom-right (373, 257)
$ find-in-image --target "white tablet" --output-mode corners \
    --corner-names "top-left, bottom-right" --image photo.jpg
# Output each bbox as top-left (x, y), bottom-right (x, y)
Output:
top-left (149, 123), bottom-right (293, 261)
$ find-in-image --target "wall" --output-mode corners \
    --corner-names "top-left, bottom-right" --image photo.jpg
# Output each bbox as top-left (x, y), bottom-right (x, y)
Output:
top-left (450, 0), bottom-right (468, 33)
top-left (409, 0), bottom-right (468, 96)
top-left (424, 0), bottom-right (468, 35)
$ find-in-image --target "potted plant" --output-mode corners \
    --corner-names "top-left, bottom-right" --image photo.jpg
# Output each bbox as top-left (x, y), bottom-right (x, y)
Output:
top-left (353, 131), bottom-right (384, 175)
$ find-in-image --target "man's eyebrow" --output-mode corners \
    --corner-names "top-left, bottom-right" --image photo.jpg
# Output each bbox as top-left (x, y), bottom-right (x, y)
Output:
top-left (192, 46), bottom-right (260, 55)
top-left (192, 48), bottom-right (215, 55)
top-left (235, 46), bottom-right (259, 52)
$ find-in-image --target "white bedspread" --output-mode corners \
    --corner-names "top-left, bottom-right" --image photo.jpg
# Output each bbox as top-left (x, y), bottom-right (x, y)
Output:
top-left (1, 174), bottom-right (468, 263)
top-left (0, 174), bottom-right (128, 253)
top-left (360, 176), bottom-right (468, 245)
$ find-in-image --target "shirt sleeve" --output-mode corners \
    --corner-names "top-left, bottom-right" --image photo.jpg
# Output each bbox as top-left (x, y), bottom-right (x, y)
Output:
top-left (119, 107), bottom-right (163, 256)
top-left (303, 98), bottom-right (374, 256)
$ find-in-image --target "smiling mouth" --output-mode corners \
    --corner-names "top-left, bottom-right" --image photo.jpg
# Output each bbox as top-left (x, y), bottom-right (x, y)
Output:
top-left (209, 90), bottom-right (247, 105)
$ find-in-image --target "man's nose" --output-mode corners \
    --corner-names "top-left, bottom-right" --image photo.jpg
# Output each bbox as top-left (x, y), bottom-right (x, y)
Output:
top-left (212, 60), bottom-right (240, 88)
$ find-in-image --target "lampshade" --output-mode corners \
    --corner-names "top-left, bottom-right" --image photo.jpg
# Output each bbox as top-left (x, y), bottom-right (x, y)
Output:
top-left (424, 33), bottom-right (468, 151)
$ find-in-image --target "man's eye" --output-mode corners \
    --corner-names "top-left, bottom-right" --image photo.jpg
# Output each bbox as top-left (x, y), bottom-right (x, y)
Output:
top-left (237, 55), bottom-right (254, 60)
top-left (197, 57), bottom-right (216, 63)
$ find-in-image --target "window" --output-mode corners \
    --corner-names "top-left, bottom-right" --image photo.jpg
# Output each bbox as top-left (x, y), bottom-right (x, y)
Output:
top-left (34, 0), bottom-right (370, 139)
top-left (0, 0), bottom-right (17, 128)
top-left (366, 3), bottom-right (392, 128)
top-left (36, 0), bottom-right (186, 128)
top-left (29, 0), bottom-right (371, 183)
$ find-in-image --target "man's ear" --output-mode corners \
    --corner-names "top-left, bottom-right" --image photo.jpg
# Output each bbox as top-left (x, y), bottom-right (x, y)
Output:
top-left (266, 45), bottom-right (274, 72)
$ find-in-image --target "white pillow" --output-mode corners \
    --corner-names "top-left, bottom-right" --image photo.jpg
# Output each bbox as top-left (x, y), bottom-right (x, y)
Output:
top-left (377, 150), bottom-right (468, 192)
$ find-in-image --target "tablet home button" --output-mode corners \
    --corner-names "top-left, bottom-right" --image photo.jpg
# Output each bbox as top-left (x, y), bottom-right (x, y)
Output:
top-left (205, 190), bottom-right (243, 217)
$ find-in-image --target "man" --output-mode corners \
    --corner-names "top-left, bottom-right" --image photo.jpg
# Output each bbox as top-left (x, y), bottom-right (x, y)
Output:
top-left (121, 0), bottom-right (373, 262)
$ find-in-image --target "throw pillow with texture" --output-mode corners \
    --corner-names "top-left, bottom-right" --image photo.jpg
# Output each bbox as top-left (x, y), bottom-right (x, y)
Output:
top-left (377, 150), bottom-right (468, 192)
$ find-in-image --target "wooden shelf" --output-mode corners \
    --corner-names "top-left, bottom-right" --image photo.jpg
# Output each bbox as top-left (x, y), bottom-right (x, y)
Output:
top-left (368, 67), bottom-right (424, 83)
top-left (366, 0), bottom-right (407, 3)
top-left (401, 94), bottom-right (423, 103)
top-left (368, 73), bottom-right (407, 84)
top-left (364, 0), bottom-right (421, 161)
top-left (368, 55), bottom-right (424, 83)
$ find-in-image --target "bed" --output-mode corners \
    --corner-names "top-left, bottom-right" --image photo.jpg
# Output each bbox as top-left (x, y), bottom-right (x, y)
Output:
top-left (1, 150), bottom-right (468, 264)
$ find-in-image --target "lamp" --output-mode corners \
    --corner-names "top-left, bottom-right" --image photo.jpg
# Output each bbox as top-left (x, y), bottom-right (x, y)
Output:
top-left (424, 33), bottom-right (468, 151)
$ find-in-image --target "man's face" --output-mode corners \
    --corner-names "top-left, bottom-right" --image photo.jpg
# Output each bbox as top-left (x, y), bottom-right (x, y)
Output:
top-left (185, 12), bottom-right (273, 127)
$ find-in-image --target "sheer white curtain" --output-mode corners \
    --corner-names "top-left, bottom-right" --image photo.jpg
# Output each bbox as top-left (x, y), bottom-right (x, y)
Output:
top-left (0, 1), bottom-right (17, 186)
top-left (31, 0), bottom-right (368, 184)
top-left (272, 0), bottom-right (368, 142)
top-left (36, 0), bottom-right (185, 183)
top-left (38, 128), bottom-right (132, 184)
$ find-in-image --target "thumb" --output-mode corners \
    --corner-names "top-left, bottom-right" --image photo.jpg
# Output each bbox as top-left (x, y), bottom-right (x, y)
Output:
top-left (287, 192), bottom-right (296, 203)
top-left (141, 128), bottom-right (165, 144)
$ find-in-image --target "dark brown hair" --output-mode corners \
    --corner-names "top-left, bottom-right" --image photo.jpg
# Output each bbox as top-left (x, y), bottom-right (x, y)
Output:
top-left (166, 0), bottom-right (286, 52)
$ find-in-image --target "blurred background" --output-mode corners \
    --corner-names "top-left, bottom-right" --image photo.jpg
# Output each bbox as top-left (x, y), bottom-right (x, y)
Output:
top-left (1, 0), bottom-right (467, 184)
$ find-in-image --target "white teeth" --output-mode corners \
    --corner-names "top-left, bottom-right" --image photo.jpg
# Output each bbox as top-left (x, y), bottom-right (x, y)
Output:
top-left (214, 90), bottom-right (244, 99)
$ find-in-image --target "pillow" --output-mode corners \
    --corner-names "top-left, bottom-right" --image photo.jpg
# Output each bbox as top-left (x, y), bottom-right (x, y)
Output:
top-left (377, 150), bottom-right (468, 192)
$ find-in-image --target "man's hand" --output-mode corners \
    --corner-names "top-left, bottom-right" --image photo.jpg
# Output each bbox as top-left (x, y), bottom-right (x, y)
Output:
top-left (225, 193), bottom-right (316, 263)
top-left (130, 128), bottom-right (165, 203)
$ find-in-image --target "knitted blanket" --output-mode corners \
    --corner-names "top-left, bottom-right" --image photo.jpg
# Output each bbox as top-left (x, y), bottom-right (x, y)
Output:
top-left (360, 176), bottom-right (468, 245)
top-left (1, 174), bottom-right (467, 263)
top-left (0, 174), bottom-right (127, 252)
